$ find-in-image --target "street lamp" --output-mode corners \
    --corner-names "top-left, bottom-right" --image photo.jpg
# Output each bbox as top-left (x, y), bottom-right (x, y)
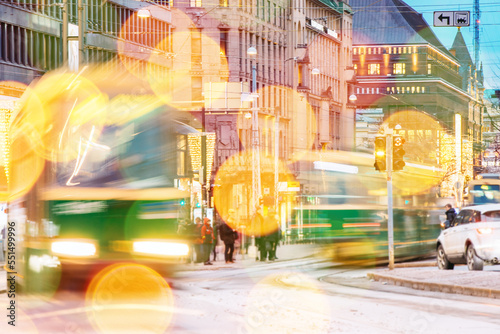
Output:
top-left (137, 9), bottom-right (152, 18)
top-left (345, 66), bottom-right (357, 104)
top-left (247, 46), bottom-right (257, 56)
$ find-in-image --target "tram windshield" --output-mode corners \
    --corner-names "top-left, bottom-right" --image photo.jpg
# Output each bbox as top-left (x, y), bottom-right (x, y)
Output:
top-left (469, 184), bottom-right (500, 204)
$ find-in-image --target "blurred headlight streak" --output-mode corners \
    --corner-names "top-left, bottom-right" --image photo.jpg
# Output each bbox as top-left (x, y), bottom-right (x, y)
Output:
top-left (51, 240), bottom-right (97, 257)
top-left (313, 161), bottom-right (359, 174)
top-left (133, 240), bottom-right (189, 257)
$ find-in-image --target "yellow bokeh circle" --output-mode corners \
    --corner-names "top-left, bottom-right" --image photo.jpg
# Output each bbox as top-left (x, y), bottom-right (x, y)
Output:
top-left (86, 263), bottom-right (175, 334)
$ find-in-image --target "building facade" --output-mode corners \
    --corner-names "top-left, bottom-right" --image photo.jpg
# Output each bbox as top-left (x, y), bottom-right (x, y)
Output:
top-left (1, 0), bottom-right (356, 225)
top-left (351, 0), bottom-right (484, 195)
top-left (170, 0), bottom-right (354, 223)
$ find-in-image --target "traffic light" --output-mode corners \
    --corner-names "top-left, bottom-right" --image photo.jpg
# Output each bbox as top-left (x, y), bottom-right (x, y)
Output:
top-left (393, 135), bottom-right (406, 171)
top-left (374, 135), bottom-right (386, 171)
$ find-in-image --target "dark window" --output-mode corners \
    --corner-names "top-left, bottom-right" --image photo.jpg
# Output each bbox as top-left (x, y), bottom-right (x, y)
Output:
top-left (457, 210), bottom-right (473, 225)
top-left (0, 23), bottom-right (4, 61)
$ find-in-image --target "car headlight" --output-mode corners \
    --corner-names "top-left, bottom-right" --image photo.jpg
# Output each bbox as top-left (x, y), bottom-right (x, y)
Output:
top-left (133, 240), bottom-right (189, 257)
top-left (51, 239), bottom-right (98, 258)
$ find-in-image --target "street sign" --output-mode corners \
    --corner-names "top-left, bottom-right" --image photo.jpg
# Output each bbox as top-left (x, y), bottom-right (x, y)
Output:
top-left (433, 11), bottom-right (470, 27)
top-left (287, 181), bottom-right (300, 192)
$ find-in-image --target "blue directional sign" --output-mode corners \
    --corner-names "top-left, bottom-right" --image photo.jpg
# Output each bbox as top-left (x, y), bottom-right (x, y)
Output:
top-left (433, 11), bottom-right (470, 27)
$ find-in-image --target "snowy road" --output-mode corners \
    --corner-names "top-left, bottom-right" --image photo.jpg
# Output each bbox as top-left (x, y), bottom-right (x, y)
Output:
top-left (170, 259), bottom-right (500, 333)
top-left (2, 258), bottom-right (500, 333)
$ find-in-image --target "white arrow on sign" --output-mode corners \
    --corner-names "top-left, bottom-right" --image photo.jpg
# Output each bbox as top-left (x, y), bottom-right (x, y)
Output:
top-left (434, 11), bottom-right (470, 27)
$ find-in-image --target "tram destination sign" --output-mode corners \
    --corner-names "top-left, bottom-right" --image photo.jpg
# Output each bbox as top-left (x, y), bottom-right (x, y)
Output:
top-left (433, 11), bottom-right (470, 27)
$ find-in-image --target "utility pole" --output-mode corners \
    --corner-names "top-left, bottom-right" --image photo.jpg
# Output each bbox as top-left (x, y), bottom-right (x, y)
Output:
top-left (274, 115), bottom-right (279, 211)
top-left (61, 2), bottom-right (68, 65)
top-left (251, 63), bottom-right (261, 211)
top-left (385, 128), bottom-right (395, 270)
top-left (78, 0), bottom-right (86, 66)
top-left (374, 125), bottom-right (397, 270)
top-left (473, 0), bottom-right (480, 69)
top-left (201, 108), bottom-right (207, 220)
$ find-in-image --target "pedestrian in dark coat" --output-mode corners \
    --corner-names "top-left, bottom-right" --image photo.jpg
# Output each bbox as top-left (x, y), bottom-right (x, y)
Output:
top-left (251, 205), bottom-right (267, 261)
top-left (444, 203), bottom-right (457, 228)
top-left (212, 217), bottom-right (220, 262)
top-left (220, 209), bottom-right (238, 263)
top-left (266, 211), bottom-right (281, 261)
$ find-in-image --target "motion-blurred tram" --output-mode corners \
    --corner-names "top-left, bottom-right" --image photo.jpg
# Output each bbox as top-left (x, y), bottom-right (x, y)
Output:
top-left (8, 67), bottom-right (196, 294)
top-left (289, 151), bottom-right (444, 262)
top-left (464, 174), bottom-right (500, 206)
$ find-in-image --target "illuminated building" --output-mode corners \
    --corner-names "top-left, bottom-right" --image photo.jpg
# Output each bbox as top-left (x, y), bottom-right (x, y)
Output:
top-left (351, 0), bottom-right (484, 196)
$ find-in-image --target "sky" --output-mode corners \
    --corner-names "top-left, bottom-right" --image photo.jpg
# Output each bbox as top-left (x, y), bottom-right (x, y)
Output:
top-left (403, 0), bottom-right (500, 89)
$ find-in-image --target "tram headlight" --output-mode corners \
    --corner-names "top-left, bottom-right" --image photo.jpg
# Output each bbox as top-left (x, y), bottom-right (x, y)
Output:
top-left (133, 240), bottom-right (189, 257)
top-left (51, 239), bottom-right (98, 258)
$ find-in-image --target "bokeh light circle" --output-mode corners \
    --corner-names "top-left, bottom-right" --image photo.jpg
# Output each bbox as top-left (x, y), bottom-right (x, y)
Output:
top-left (12, 71), bottom-right (108, 163)
top-left (213, 150), bottom-right (295, 236)
top-left (384, 110), bottom-right (445, 194)
top-left (147, 24), bottom-right (229, 109)
top-left (86, 263), bottom-right (174, 334)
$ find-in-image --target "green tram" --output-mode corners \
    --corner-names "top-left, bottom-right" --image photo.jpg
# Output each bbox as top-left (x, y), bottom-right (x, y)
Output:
top-left (8, 68), bottom-right (195, 293)
top-left (464, 174), bottom-right (500, 206)
top-left (289, 151), bottom-right (444, 261)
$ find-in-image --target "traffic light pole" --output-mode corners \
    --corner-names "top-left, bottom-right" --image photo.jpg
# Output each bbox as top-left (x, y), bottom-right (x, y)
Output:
top-left (201, 109), bottom-right (207, 220)
top-left (385, 129), bottom-right (395, 270)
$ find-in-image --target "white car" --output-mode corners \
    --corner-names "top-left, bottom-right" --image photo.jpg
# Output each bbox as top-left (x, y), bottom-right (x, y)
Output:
top-left (437, 204), bottom-right (500, 271)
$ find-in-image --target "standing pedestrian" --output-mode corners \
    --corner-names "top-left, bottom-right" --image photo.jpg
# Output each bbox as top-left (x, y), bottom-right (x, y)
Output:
top-left (183, 218), bottom-right (196, 263)
top-left (212, 216), bottom-right (220, 262)
top-left (201, 217), bottom-right (215, 265)
top-left (193, 217), bottom-right (204, 263)
top-left (266, 210), bottom-right (281, 261)
top-left (220, 209), bottom-right (238, 263)
top-left (444, 203), bottom-right (457, 229)
top-left (176, 218), bottom-right (189, 262)
top-left (251, 205), bottom-right (267, 261)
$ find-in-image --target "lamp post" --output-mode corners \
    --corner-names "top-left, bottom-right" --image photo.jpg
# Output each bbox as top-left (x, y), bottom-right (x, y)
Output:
top-left (61, 3), bottom-right (68, 65)
top-left (78, 0), bottom-right (86, 66)
top-left (247, 46), bottom-right (261, 212)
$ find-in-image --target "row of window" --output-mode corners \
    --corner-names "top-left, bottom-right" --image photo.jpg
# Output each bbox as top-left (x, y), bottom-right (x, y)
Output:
top-left (359, 63), bottom-right (433, 76)
top-left (87, 0), bottom-right (172, 51)
top-left (256, 0), bottom-right (286, 28)
top-left (355, 45), bottom-right (459, 73)
top-left (365, 63), bottom-right (408, 75)
top-left (0, 22), bottom-right (59, 70)
top-left (3, 0), bottom-right (172, 51)
top-left (188, 0), bottom-right (287, 30)
top-left (354, 46), bottom-right (419, 55)
top-left (2, 0), bottom-right (64, 20)
top-left (355, 86), bottom-right (427, 94)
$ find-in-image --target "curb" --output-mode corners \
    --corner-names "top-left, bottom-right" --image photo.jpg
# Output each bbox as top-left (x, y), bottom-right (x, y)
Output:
top-left (394, 261), bottom-right (437, 268)
top-left (367, 272), bottom-right (500, 299)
